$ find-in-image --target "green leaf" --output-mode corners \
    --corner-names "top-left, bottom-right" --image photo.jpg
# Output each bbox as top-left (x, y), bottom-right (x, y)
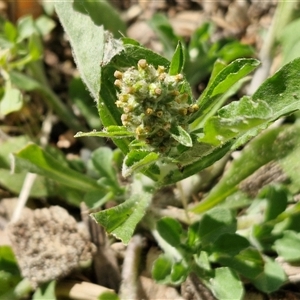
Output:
top-left (55, 1), bottom-right (104, 101)
top-left (152, 255), bottom-right (173, 284)
top-left (192, 124), bottom-right (300, 213)
top-left (0, 135), bottom-right (29, 168)
top-left (210, 267), bottom-right (244, 300)
top-left (251, 257), bottom-right (287, 293)
top-left (74, 126), bottom-right (134, 139)
top-left (17, 16), bottom-right (37, 42)
top-left (91, 147), bottom-right (116, 182)
top-left (199, 96), bottom-right (272, 146)
top-left (217, 248), bottom-right (264, 280)
top-left (4, 21), bottom-right (17, 43)
top-left (169, 41), bottom-right (184, 75)
top-left (28, 34), bottom-right (43, 61)
top-left (274, 231), bottom-right (300, 262)
top-left (91, 193), bottom-right (151, 244)
top-left (150, 253), bottom-right (187, 285)
top-left (211, 233), bottom-right (249, 257)
top-left (169, 125), bottom-right (192, 147)
top-left (0, 246), bottom-right (22, 296)
top-left (91, 147), bottom-right (123, 193)
top-left (280, 139), bottom-right (300, 194)
top-left (79, 0), bottom-right (126, 38)
top-left (35, 15), bottom-right (56, 36)
top-left (13, 143), bottom-right (103, 192)
top-left (259, 185), bottom-right (288, 222)
top-left (0, 87), bottom-right (23, 116)
top-left (159, 139), bottom-right (233, 186)
top-left (194, 251), bottom-right (211, 271)
top-left (232, 56), bottom-right (300, 147)
top-left (170, 262), bottom-right (188, 284)
top-left (9, 71), bottom-right (41, 91)
top-left (156, 217), bottom-right (183, 248)
top-left (218, 42), bottom-right (255, 63)
top-left (122, 150), bottom-right (159, 177)
top-left (0, 169), bottom-right (53, 198)
top-left (191, 58), bottom-right (260, 129)
top-left (32, 281), bottom-right (56, 300)
top-left (84, 190), bottom-right (113, 209)
top-left (251, 57), bottom-right (300, 121)
top-left (197, 208), bottom-right (236, 247)
top-left (252, 223), bottom-right (275, 252)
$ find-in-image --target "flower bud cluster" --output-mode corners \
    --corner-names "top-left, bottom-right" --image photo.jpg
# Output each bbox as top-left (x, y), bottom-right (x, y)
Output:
top-left (114, 59), bottom-right (198, 153)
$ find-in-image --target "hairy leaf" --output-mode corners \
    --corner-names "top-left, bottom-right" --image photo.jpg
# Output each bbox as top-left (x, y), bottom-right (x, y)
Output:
top-left (191, 58), bottom-right (260, 129)
top-left (169, 41), bottom-right (184, 75)
top-left (74, 126), bottom-right (134, 139)
top-left (251, 257), bottom-right (287, 293)
top-left (13, 143), bottom-right (103, 192)
top-left (192, 124), bottom-right (300, 213)
top-left (122, 150), bottom-right (159, 177)
top-left (210, 267), bottom-right (244, 300)
top-left (169, 125), bottom-right (192, 147)
top-left (274, 231), bottom-right (300, 262)
top-left (91, 193), bottom-right (151, 244)
top-left (55, 1), bottom-right (104, 101)
top-left (156, 217), bottom-right (183, 248)
top-left (197, 208), bottom-right (236, 247)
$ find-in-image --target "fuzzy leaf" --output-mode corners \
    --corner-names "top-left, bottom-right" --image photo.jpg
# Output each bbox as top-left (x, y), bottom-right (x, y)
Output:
top-left (227, 57), bottom-right (300, 148)
top-left (33, 281), bottom-right (56, 300)
top-left (260, 185), bottom-right (288, 222)
top-left (251, 57), bottom-right (300, 119)
top-left (191, 58), bottom-right (260, 129)
top-left (251, 257), bottom-right (287, 293)
top-left (156, 217), bottom-right (183, 248)
top-left (210, 267), bottom-right (244, 300)
top-left (55, 1), bottom-right (104, 101)
top-left (211, 233), bottom-right (250, 257)
top-left (216, 248), bottom-right (264, 280)
top-left (122, 150), bottom-right (159, 177)
top-left (0, 87), bottom-right (23, 116)
top-left (91, 147), bottom-right (123, 193)
top-left (170, 125), bottom-right (193, 147)
top-left (199, 96), bottom-right (272, 146)
top-left (274, 231), bottom-right (300, 262)
top-left (0, 246), bottom-right (22, 296)
top-left (169, 41), bottom-right (184, 75)
top-left (170, 262), bottom-right (188, 284)
top-left (13, 143), bottom-right (103, 192)
top-left (74, 126), bottom-right (134, 139)
top-left (152, 255), bottom-right (173, 284)
top-left (197, 207), bottom-right (236, 247)
top-left (91, 193), bottom-right (151, 244)
top-left (159, 140), bottom-right (233, 186)
top-left (192, 123), bottom-right (300, 213)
